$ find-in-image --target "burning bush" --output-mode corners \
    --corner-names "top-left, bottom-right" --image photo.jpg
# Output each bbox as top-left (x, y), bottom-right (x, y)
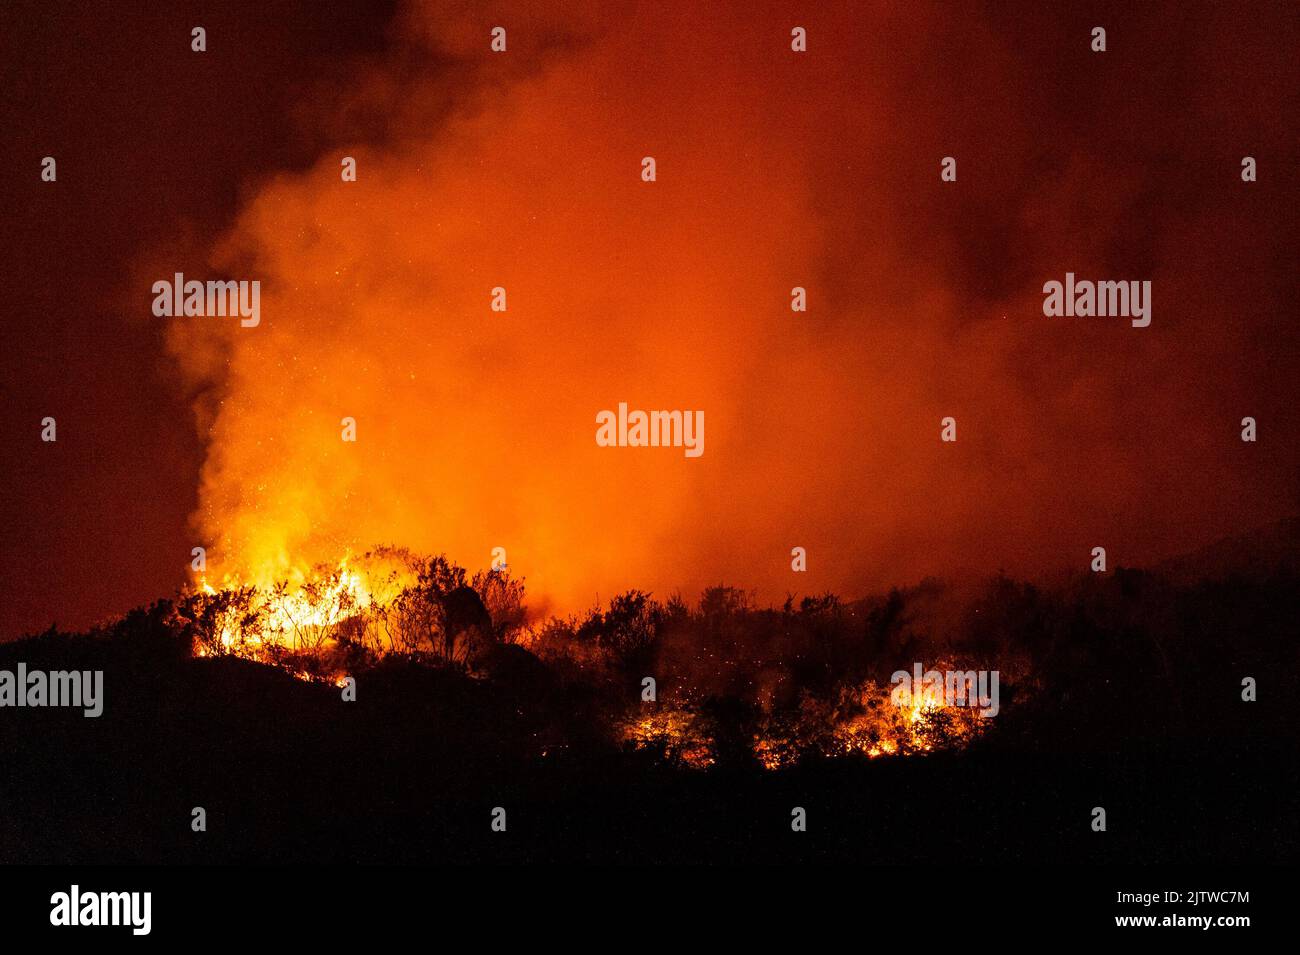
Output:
top-left (173, 550), bottom-right (527, 671)
top-left (164, 549), bottom-right (1050, 769)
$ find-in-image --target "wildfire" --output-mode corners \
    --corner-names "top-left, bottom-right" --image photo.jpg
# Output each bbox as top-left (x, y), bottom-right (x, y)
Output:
top-left (176, 549), bottom-right (1003, 771)
top-left (177, 549), bottom-right (424, 671)
top-left (174, 547), bottom-right (528, 685)
top-left (625, 676), bottom-right (990, 771)
top-left (198, 559), bottom-right (378, 652)
top-left (623, 711), bottom-right (716, 769)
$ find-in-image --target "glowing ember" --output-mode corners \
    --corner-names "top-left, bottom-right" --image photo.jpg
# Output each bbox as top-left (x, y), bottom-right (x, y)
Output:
top-left (622, 672), bottom-right (994, 771)
top-left (622, 711), bottom-right (716, 769)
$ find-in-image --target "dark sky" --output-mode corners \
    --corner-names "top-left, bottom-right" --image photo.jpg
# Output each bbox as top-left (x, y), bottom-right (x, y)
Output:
top-left (1, 0), bottom-right (397, 637)
top-left (2, 1), bottom-right (1296, 638)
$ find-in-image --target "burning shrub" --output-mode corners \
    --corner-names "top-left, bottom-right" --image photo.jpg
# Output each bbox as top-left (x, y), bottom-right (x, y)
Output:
top-left (164, 548), bottom-right (1033, 770)
top-left (175, 550), bottom-right (531, 671)
top-left (471, 569), bottom-right (527, 643)
top-left (621, 707), bottom-right (715, 769)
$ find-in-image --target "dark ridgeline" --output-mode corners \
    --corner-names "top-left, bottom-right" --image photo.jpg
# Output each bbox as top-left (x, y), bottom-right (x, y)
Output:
top-left (0, 520), bottom-right (1296, 864)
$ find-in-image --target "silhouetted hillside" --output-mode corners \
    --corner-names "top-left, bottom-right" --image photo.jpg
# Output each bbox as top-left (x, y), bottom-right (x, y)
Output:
top-left (2, 523), bottom-right (1297, 863)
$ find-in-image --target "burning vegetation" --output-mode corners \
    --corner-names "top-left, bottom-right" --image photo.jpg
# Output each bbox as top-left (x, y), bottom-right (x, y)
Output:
top-left (174, 549), bottom-right (523, 676)
top-left (6, 523), bottom-right (1295, 864)
top-left (96, 521), bottom-right (1298, 782)
top-left (166, 550), bottom-right (1022, 769)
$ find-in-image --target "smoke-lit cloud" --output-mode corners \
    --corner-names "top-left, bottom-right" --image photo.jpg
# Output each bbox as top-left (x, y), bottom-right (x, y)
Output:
top-left (159, 0), bottom-right (1298, 614)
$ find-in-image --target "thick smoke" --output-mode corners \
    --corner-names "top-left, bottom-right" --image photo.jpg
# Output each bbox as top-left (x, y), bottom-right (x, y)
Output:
top-left (164, 1), bottom-right (1297, 613)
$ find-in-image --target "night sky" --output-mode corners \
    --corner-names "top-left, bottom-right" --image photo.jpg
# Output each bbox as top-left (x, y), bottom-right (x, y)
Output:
top-left (2, 0), bottom-right (1296, 638)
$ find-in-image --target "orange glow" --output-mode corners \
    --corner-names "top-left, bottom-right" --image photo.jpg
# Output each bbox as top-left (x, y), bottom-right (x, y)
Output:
top-left (624, 675), bottom-right (991, 771)
top-left (192, 552), bottom-right (415, 656)
top-left (156, 1), bottom-right (1298, 624)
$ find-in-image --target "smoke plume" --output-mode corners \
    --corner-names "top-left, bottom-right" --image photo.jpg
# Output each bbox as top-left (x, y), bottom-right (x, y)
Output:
top-left (162, 1), bottom-right (1298, 613)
